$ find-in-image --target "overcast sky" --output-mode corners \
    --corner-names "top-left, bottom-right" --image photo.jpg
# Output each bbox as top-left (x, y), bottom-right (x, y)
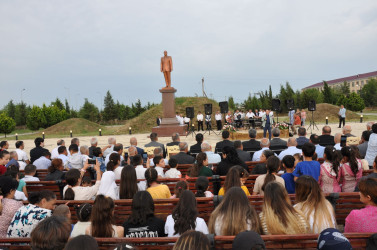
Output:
top-left (1, 0), bottom-right (376, 109)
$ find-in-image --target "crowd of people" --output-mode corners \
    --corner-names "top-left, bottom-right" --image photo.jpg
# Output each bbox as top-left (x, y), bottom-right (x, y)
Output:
top-left (0, 121), bottom-right (376, 249)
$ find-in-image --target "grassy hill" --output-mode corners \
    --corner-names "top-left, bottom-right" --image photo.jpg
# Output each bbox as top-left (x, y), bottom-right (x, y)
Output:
top-left (115, 97), bottom-right (219, 134)
top-left (302, 103), bottom-right (360, 122)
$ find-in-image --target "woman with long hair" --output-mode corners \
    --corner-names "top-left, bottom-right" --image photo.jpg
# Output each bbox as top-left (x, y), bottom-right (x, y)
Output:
top-left (195, 176), bottom-right (213, 197)
top-left (251, 149), bottom-right (275, 174)
top-left (208, 187), bottom-right (261, 235)
top-left (253, 156), bottom-right (285, 195)
top-left (173, 230), bottom-right (210, 250)
top-left (85, 195), bottom-right (123, 237)
top-left (119, 165), bottom-right (139, 199)
top-left (259, 182), bottom-right (310, 235)
top-left (218, 165), bottom-right (250, 196)
top-left (188, 152), bottom-right (212, 177)
top-left (107, 153), bottom-right (123, 180)
top-left (63, 160), bottom-right (102, 200)
top-left (123, 191), bottom-right (166, 237)
top-left (165, 190), bottom-right (208, 237)
top-left (319, 146), bottom-right (341, 193)
top-left (145, 168), bottom-right (171, 199)
top-left (45, 158), bottom-right (65, 181)
top-left (294, 175), bottom-right (336, 233)
top-left (339, 146), bottom-right (363, 192)
top-left (216, 146), bottom-right (247, 176)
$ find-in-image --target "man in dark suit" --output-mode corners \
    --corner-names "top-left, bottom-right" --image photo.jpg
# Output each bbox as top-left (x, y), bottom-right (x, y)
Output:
top-left (189, 133), bottom-right (203, 154)
top-left (270, 128), bottom-right (288, 150)
top-left (170, 142), bottom-right (195, 164)
top-left (319, 126), bottom-right (335, 146)
top-left (30, 137), bottom-right (49, 163)
top-left (296, 127), bottom-right (309, 148)
top-left (145, 133), bottom-right (166, 158)
top-left (242, 129), bottom-right (261, 151)
top-left (129, 137), bottom-right (145, 156)
top-left (215, 130), bottom-right (234, 153)
top-left (166, 133), bottom-right (181, 147)
top-left (234, 140), bottom-right (251, 162)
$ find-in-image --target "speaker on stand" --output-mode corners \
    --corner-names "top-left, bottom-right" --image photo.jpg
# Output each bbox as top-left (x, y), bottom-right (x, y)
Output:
top-left (307, 100), bottom-right (318, 134)
top-left (185, 107), bottom-right (196, 137)
top-left (219, 101), bottom-right (228, 125)
top-left (272, 99), bottom-right (281, 123)
top-left (203, 103), bottom-right (218, 135)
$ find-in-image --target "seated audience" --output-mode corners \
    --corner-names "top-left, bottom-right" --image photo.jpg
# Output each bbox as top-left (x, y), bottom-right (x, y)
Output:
top-left (88, 137), bottom-right (98, 158)
top-left (165, 158), bottom-right (181, 178)
top-left (5, 165), bottom-right (27, 199)
top-left (15, 140), bottom-right (30, 165)
top-left (92, 147), bottom-right (105, 172)
top-left (232, 231), bottom-right (265, 250)
top-left (319, 125), bottom-right (335, 146)
top-left (252, 138), bottom-right (271, 162)
top-left (53, 204), bottom-right (71, 223)
top-left (64, 235), bottom-right (99, 250)
top-left (189, 133), bottom-right (204, 154)
top-left (30, 216), bottom-right (71, 250)
top-left (215, 130), bottom-right (234, 153)
top-left (129, 137), bottom-right (145, 157)
top-left (209, 187), bottom-right (261, 235)
top-left (339, 146), bottom-right (363, 192)
top-left (30, 137), bottom-right (49, 164)
top-left (195, 176), bottom-right (213, 197)
top-left (309, 134), bottom-right (325, 159)
top-left (97, 167), bottom-right (119, 200)
top-left (351, 145), bottom-right (369, 170)
top-left (7, 190), bottom-right (57, 237)
top-left (80, 146), bottom-right (90, 163)
top-left (86, 195), bottom-right (124, 237)
top-left (319, 146), bottom-right (341, 193)
top-left (252, 150), bottom-right (274, 174)
top-left (294, 175), bottom-right (336, 233)
top-left (253, 156), bottom-right (285, 195)
top-left (103, 137), bottom-right (116, 157)
top-left (218, 165), bottom-right (250, 196)
top-left (293, 153), bottom-right (302, 166)
top-left (107, 153), bottom-right (123, 180)
top-left (356, 156), bottom-right (377, 191)
top-left (45, 159), bottom-right (65, 181)
top-left (104, 143), bottom-right (124, 167)
top-left (133, 154), bottom-right (147, 179)
top-left (0, 176), bottom-right (23, 237)
top-left (201, 141), bottom-right (221, 164)
top-left (278, 138), bottom-right (302, 162)
top-left (171, 181), bottom-right (188, 198)
top-left (63, 160), bottom-right (102, 200)
top-left (173, 230), bottom-right (210, 250)
top-left (234, 140), bottom-right (252, 162)
top-left (0, 150), bottom-right (10, 175)
top-left (21, 164), bottom-right (40, 181)
top-left (171, 142), bottom-right (195, 164)
top-left (242, 129), bottom-right (261, 151)
top-left (33, 151), bottom-right (52, 170)
top-left (66, 144), bottom-right (85, 169)
top-left (165, 190), bottom-right (208, 237)
top-left (123, 191), bottom-right (166, 237)
top-left (119, 165), bottom-right (140, 199)
top-left (281, 155), bottom-right (296, 194)
top-left (342, 125), bottom-right (355, 137)
top-left (145, 168), bottom-right (171, 199)
top-left (5, 151), bottom-right (20, 168)
top-left (317, 228), bottom-right (352, 250)
top-left (71, 203), bottom-right (92, 237)
top-left (259, 182), bottom-right (309, 235)
top-left (358, 130), bottom-right (371, 159)
top-left (216, 146), bottom-right (247, 176)
top-left (292, 143), bottom-right (320, 181)
top-left (145, 133), bottom-right (166, 158)
top-left (345, 178), bottom-right (377, 233)
top-left (270, 128), bottom-right (288, 149)
top-left (153, 156), bottom-right (166, 178)
top-left (296, 127), bottom-right (309, 147)
top-left (167, 133), bottom-right (181, 146)
top-left (365, 123), bottom-right (377, 167)
top-left (148, 147), bottom-right (168, 167)
top-left (57, 146), bottom-right (69, 166)
top-left (188, 152), bottom-right (213, 177)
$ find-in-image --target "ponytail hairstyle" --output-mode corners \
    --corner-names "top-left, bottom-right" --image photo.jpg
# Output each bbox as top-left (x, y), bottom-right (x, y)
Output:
top-left (195, 176), bottom-right (209, 197)
top-left (74, 203), bottom-right (92, 222)
top-left (261, 156), bottom-right (280, 192)
top-left (144, 168), bottom-right (158, 188)
top-left (341, 146), bottom-right (359, 177)
top-left (324, 146), bottom-right (340, 178)
top-left (64, 169), bottom-right (81, 200)
top-left (174, 181), bottom-right (188, 198)
top-left (223, 165), bottom-right (249, 194)
top-left (107, 153), bottom-right (120, 171)
top-left (91, 195), bottom-right (115, 237)
top-left (189, 152), bottom-right (207, 177)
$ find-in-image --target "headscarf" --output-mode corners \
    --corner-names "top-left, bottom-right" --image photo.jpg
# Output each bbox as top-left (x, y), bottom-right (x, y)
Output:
top-left (97, 171), bottom-right (119, 200)
top-left (317, 228), bottom-right (352, 250)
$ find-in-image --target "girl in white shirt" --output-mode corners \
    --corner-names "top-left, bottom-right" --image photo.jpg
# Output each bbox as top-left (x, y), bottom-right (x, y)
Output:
top-left (97, 171), bottom-right (119, 200)
top-left (165, 190), bottom-right (208, 237)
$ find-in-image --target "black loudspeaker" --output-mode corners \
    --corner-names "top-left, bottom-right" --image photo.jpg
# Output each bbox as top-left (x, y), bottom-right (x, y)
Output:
top-left (186, 107), bottom-right (194, 118)
top-left (219, 101), bottom-right (228, 113)
top-left (204, 104), bottom-right (212, 115)
top-left (308, 100), bottom-right (316, 111)
top-left (272, 99), bottom-right (281, 111)
top-left (286, 99), bottom-right (294, 110)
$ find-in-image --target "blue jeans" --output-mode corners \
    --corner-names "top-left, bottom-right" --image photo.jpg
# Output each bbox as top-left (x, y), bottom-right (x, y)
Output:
top-left (263, 125), bottom-right (271, 140)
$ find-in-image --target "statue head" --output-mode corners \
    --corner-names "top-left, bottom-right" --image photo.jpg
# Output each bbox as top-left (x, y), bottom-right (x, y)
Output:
top-left (164, 51), bottom-right (167, 56)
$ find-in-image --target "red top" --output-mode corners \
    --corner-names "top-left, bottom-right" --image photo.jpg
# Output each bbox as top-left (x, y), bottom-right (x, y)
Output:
top-left (0, 165), bottom-right (6, 175)
top-left (294, 116), bottom-right (301, 125)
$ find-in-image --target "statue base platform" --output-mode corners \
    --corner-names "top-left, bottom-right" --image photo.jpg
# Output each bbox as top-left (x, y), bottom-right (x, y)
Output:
top-left (152, 124), bottom-right (188, 137)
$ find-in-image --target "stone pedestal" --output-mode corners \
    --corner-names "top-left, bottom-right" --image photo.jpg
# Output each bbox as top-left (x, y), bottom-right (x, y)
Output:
top-left (152, 87), bottom-right (188, 137)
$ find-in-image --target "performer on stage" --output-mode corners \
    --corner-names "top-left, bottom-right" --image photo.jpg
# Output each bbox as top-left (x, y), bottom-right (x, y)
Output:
top-left (225, 111), bottom-right (233, 124)
top-left (215, 111), bottom-right (222, 130)
top-left (262, 109), bottom-right (274, 140)
top-left (205, 114), bottom-right (212, 130)
top-left (338, 105), bottom-right (346, 128)
top-left (197, 111), bottom-right (204, 131)
top-left (184, 116), bottom-right (190, 128)
top-left (246, 109), bottom-right (255, 128)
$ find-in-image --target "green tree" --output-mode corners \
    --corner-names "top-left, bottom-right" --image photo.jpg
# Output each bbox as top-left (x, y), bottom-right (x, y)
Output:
top-left (344, 92), bottom-right (365, 111)
top-left (322, 82), bottom-right (335, 104)
top-left (0, 113), bottom-right (16, 137)
top-left (26, 106), bottom-right (46, 130)
top-left (339, 81), bottom-right (350, 95)
top-left (5, 100), bottom-right (16, 119)
top-left (278, 82), bottom-right (296, 112)
top-left (360, 79), bottom-right (377, 107)
top-left (51, 98), bottom-right (65, 110)
top-left (14, 102), bottom-right (28, 126)
top-left (103, 91), bottom-right (117, 121)
top-left (300, 89), bottom-right (323, 108)
top-left (42, 105), bottom-right (67, 127)
top-left (79, 98), bottom-right (99, 122)
top-left (228, 96), bottom-right (236, 110)
top-left (65, 99), bottom-right (71, 116)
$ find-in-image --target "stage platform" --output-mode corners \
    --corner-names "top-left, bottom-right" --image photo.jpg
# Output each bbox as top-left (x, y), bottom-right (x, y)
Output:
top-left (230, 129), bottom-right (289, 140)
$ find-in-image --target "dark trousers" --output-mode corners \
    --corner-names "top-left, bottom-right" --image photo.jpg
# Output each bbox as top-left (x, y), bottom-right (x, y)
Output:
top-left (216, 120), bottom-right (222, 130)
top-left (206, 121), bottom-right (211, 130)
top-left (263, 125), bottom-right (272, 140)
top-left (249, 118), bottom-right (255, 128)
top-left (198, 121), bottom-right (203, 131)
top-left (339, 117), bottom-right (345, 128)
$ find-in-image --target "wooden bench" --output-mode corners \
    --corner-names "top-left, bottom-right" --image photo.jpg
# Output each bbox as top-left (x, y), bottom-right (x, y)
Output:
top-left (0, 233), bottom-right (371, 249)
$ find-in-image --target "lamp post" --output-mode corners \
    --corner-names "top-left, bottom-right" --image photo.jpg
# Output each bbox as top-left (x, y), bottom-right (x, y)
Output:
top-left (99, 129), bottom-right (102, 136)
top-left (42, 132), bottom-right (45, 139)
top-left (70, 130), bottom-right (73, 138)
top-left (326, 117), bottom-right (328, 125)
top-left (129, 127), bottom-right (132, 135)
top-left (360, 115), bottom-right (363, 123)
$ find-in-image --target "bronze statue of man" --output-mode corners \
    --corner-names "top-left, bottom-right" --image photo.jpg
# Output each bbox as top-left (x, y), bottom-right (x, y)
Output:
top-left (160, 50), bottom-right (173, 88)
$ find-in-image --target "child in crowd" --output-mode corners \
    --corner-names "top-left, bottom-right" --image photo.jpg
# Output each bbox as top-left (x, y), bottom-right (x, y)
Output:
top-left (71, 203), bottom-right (92, 237)
top-left (165, 158), bottom-right (181, 178)
top-left (319, 146), bottom-right (341, 193)
top-left (0, 150), bottom-right (10, 175)
top-left (281, 155), bottom-right (296, 194)
top-left (293, 153), bottom-right (302, 167)
top-left (218, 165), bottom-right (250, 196)
top-left (81, 176), bottom-right (92, 187)
top-left (253, 156), bottom-right (285, 195)
top-left (153, 156), bottom-right (165, 178)
top-left (195, 176), bottom-right (213, 197)
top-left (145, 168), bottom-right (171, 199)
top-left (292, 143), bottom-right (320, 181)
top-left (21, 164), bottom-right (40, 182)
top-left (170, 181), bottom-right (188, 198)
top-left (339, 146), bottom-right (363, 192)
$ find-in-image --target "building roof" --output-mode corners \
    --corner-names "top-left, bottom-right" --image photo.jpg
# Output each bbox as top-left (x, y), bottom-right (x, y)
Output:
top-left (303, 70), bottom-right (377, 90)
